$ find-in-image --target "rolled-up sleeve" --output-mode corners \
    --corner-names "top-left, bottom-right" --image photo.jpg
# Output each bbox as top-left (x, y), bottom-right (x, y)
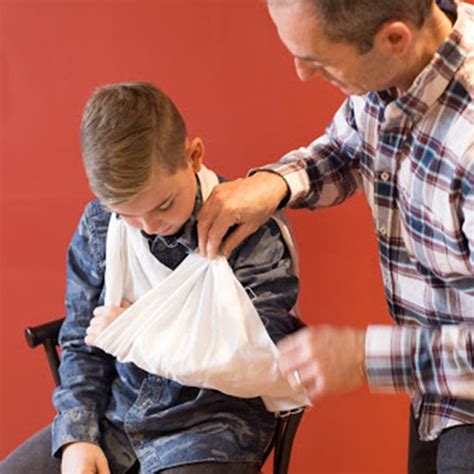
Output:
top-left (258, 97), bottom-right (363, 210)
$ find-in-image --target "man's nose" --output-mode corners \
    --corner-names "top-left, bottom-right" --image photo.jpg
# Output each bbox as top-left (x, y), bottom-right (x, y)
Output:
top-left (294, 58), bottom-right (319, 82)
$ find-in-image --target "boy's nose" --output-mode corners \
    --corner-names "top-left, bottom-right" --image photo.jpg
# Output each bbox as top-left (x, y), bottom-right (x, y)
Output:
top-left (140, 216), bottom-right (162, 235)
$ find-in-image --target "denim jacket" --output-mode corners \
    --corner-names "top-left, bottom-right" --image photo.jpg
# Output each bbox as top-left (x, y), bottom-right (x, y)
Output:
top-left (52, 175), bottom-right (302, 473)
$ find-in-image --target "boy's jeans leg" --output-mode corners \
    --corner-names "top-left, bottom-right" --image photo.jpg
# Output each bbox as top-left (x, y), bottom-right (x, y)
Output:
top-left (0, 425), bottom-right (61, 474)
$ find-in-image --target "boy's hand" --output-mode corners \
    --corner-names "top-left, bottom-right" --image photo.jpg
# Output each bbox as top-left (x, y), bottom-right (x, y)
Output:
top-left (85, 299), bottom-right (131, 346)
top-left (61, 441), bottom-right (110, 474)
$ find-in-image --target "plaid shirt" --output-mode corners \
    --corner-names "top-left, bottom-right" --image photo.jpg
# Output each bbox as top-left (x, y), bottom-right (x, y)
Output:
top-left (265, 1), bottom-right (474, 441)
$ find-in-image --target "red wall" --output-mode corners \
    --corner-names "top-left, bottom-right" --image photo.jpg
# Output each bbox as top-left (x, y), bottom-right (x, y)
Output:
top-left (2, 0), bottom-right (471, 471)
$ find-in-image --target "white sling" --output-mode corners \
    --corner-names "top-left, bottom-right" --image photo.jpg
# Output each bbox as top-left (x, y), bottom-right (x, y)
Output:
top-left (94, 166), bottom-right (310, 412)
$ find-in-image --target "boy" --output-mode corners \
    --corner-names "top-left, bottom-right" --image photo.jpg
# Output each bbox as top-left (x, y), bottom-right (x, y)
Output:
top-left (1, 82), bottom-right (302, 474)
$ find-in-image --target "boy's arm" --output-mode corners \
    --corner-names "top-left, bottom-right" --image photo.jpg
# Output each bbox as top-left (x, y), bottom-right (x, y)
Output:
top-left (228, 217), bottom-right (303, 344)
top-left (52, 202), bottom-right (117, 457)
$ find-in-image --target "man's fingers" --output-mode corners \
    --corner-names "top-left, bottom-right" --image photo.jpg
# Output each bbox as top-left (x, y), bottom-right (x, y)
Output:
top-left (96, 454), bottom-right (111, 474)
top-left (204, 212), bottom-right (240, 259)
top-left (278, 343), bottom-right (308, 376)
top-left (197, 200), bottom-right (216, 256)
top-left (278, 327), bottom-right (313, 355)
top-left (220, 223), bottom-right (257, 258)
top-left (293, 362), bottom-right (323, 395)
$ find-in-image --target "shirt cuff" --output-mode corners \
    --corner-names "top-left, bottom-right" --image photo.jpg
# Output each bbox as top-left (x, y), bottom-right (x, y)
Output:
top-left (365, 325), bottom-right (415, 393)
top-left (248, 162), bottom-right (310, 208)
top-left (51, 409), bottom-right (101, 457)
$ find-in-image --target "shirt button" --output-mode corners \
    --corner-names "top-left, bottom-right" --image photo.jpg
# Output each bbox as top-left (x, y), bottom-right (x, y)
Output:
top-left (380, 171), bottom-right (390, 182)
top-left (379, 226), bottom-right (387, 236)
top-left (156, 242), bottom-right (167, 252)
top-left (413, 113), bottom-right (423, 123)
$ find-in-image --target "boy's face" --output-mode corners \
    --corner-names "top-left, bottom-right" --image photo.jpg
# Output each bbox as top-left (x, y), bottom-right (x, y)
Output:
top-left (108, 138), bottom-right (203, 237)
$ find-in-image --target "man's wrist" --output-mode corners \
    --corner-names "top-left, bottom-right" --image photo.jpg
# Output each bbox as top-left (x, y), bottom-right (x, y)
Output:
top-left (249, 170), bottom-right (291, 209)
top-left (357, 329), bottom-right (367, 381)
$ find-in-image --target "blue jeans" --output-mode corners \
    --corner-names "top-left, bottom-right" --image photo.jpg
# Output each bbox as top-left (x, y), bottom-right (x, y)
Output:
top-left (408, 409), bottom-right (474, 474)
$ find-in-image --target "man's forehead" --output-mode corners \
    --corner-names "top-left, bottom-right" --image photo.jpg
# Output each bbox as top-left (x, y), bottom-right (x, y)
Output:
top-left (267, 0), bottom-right (320, 24)
top-left (267, 0), bottom-right (313, 10)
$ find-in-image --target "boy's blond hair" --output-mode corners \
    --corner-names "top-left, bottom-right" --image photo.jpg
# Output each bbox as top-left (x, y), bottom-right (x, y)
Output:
top-left (81, 82), bottom-right (187, 206)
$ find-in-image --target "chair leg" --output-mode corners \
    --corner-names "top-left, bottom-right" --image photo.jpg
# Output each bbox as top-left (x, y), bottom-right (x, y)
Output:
top-left (274, 412), bottom-right (303, 474)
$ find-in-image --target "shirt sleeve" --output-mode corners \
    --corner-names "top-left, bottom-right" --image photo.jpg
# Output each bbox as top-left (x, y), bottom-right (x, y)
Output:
top-left (365, 324), bottom-right (474, 398)
top-left (228, 218), bottom-right (304, 344)
top-left (257, 97), bottom-right (363, 210)
top-left (51, 202), bottom-right (117, 456)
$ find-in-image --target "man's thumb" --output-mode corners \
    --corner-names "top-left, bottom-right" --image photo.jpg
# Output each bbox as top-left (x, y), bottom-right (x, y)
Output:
top-left (96, 455), bottom-right (111, 474)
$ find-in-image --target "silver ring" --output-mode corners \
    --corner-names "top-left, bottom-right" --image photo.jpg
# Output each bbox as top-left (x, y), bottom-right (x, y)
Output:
top-left (293, 370), bottom-right (302, 386)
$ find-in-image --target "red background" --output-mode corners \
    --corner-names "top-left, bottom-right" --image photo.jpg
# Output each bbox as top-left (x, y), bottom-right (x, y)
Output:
top-left (2, 0), bottom-right (471, 471)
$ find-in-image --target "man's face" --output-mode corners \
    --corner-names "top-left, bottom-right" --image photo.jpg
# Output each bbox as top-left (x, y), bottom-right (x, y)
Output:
top-left (268, 0), bottom-right (401, 95)
top-left (108, 146), bottom-right (201, 237)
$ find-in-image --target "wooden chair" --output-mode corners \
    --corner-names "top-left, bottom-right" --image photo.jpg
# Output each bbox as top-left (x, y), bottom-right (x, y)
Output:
top-left (25, 318), bottom-right (303, 474)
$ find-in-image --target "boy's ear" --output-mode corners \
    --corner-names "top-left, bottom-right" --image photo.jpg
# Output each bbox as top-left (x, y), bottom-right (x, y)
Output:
top-left (187, 137), bottom-right (204, 173)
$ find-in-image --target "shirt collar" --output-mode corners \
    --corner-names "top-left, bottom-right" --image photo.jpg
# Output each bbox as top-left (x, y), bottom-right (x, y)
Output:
top-left (437, 0), bottom-right (457, 17)
top-left (378, 1), bottom-right (468, 121)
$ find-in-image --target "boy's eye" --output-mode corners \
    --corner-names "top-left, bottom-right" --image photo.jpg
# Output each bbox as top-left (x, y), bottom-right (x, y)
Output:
top-left (158, 200), bottom-right (173, 212)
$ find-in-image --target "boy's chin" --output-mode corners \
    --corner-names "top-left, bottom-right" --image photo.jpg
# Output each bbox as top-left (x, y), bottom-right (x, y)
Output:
top-left (155, 226), bottom-right (176, 237)
top-left (156, 222), bottom-right (186, 237)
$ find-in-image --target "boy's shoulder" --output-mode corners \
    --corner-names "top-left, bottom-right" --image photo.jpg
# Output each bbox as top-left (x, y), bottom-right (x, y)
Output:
top-left (76, 199), bottom-right (111, 243)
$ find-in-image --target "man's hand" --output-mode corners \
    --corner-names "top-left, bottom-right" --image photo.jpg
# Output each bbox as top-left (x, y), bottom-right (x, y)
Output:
top-left (198, 171), bottom-right (289, 259)
top-left (61, 441), bottom-right (110, 474)
top-left (277, 325), bottom-right (366, 399)
top-left (85, 299), bottom-right (131, 346)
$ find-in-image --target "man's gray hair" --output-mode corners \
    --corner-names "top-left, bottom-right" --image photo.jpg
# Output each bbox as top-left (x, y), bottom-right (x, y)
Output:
top-left (307, 0), bottom-right (435, 53)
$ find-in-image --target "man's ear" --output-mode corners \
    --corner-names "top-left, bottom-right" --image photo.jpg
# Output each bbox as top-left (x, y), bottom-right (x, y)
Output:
top-left (373, 21), bottom-right (413, 58)
top-left (187, 137), bottom-right (204, 172)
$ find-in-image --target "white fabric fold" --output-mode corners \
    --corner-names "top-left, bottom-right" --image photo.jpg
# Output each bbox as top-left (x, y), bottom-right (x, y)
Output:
top-left (94, 165), bottom-right (310, 412)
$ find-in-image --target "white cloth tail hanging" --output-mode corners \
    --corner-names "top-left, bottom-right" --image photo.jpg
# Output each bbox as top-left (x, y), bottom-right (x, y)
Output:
top-left (95, 165), bottom-right (310, 412)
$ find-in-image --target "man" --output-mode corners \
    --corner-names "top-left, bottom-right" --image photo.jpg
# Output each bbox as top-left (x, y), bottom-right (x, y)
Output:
top-left (197, 0), bottom-right (474, 472)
